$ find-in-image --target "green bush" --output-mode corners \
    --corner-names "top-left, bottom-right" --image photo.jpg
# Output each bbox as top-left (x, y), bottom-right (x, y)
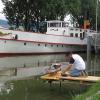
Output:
top-left (9, 27), bottom-right (14, 30)
top-left (0, 31), bottom-right (4, 34)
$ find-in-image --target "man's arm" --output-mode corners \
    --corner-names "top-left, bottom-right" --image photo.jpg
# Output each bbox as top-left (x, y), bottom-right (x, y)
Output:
top-left (62, 64), bottom-right (73, 74)
top-left (62, 56), bottom-right (75, 74)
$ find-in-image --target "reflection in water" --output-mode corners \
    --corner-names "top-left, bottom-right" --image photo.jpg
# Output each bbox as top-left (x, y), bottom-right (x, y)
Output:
top-left (0, 53), bottom-right (100, 96)
top-left (0, 54), bottom-right (100, 77)
top-left (0, 82), bottom-right (13, 95)
top-left (0, 54), bottom-right (66, 93)
top-left (0, 54), bottom-right (100, 80)
top-left (0, 54), bottom-right (66, 69)
top-left (89, 54), bottom-right (100, 75)
top-left (0, 67), bottom-right (49, 95)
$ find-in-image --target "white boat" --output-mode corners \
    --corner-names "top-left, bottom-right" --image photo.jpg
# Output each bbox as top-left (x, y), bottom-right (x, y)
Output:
top-left (0, 20), bottom-right (96, 56)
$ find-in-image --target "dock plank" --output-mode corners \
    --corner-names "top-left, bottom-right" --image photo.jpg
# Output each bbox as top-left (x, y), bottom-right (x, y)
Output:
top-left (61, 76), bottom-right (100, 82)
top-left (41, 71), bottom-right (100, 82)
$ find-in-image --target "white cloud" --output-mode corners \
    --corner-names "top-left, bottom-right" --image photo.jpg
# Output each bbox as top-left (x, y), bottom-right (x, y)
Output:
top-left (0, 0), bottom-right (6, 20)
top-left (0, 0), bottom-right (4, 12)
top-left (0, 13), bottom-right (6, 20)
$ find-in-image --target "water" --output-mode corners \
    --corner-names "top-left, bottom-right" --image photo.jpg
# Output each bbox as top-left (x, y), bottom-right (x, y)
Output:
top-left (0, 53), bottom-right (100, 100)
top-left (0, 54), bottom-right (66, 79)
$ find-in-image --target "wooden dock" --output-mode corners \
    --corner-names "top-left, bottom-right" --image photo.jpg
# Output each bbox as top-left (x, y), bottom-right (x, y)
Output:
top-left (41, 71), bottom-right (100, 83)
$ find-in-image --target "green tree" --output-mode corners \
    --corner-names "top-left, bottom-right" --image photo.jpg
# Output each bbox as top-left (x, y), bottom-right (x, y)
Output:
top-left (2, 0), bottom-right (100, 31)
top-left (2, 0), bottom-right (67, 31)
top-left (66, 0), bottom-right (100, 30)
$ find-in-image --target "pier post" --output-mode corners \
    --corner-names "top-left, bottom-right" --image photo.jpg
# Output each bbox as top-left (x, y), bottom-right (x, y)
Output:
top-left (87, 35), bottom-right (92, 69)
top-left (94, 33), bottom-right (100, 53)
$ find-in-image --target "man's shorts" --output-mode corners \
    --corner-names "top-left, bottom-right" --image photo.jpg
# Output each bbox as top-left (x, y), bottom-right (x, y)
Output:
top-left (70, 68), bottom-right (82, 77)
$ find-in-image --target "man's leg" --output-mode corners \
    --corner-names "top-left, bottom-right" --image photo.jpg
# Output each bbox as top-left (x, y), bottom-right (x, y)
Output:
top-left (70, 69), bottom-right (81, 77)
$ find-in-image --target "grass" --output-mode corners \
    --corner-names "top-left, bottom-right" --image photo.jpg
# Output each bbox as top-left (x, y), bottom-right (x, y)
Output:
top-left (0, 31), bottom-right (8, 35)
top-left (74, 81), bottom-right (100, 100)
top-left (0, 31), bottom-right (4, 34)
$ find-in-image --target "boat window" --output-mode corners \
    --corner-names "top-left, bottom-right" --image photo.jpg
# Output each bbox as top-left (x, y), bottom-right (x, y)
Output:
top-left (38, 44), bottom-right (40, 46)
top-left (80, 29), bottom-right (82, 32)
top-left (50, 22), bottom-right (61, 27)
top-left (80, 33), bottom-right (83, 39)
top-left (80, 32), bottom-right (85, 40)
top-left (62, 22), bottom-right (67, 27)
top-left (70, 33), bottom-right (73, 37)
top-left (48, 23), bottom-right (50, 27)
top-left (75, 33), bottom-right (78, 37)
top-left (70, 28), bottom-right (74, 30)
top-left (83, 32), bottom-right (85, 38)
top-left (75, 28), bottom-right (78, 31)
top-left (51, 44), bottom-right (53, 47)
top-left (24, 43), bottom-right (26, 45)
top-left (45, 44), bottom-right (47, 47)
top-left (4, 40), bottom-right (6, 43)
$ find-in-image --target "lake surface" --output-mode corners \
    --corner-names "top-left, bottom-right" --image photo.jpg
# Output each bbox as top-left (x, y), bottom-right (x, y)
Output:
top-left (0, 53), bottom-right (100, 100)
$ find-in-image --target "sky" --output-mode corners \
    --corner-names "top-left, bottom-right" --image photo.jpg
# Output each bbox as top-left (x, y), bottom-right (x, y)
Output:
top-left (0, 0), bottom-right (6, 20)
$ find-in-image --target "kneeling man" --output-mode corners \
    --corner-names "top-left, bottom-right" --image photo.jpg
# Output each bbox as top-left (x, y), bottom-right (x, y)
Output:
top-left (62, 52), bottom-right (86, 77)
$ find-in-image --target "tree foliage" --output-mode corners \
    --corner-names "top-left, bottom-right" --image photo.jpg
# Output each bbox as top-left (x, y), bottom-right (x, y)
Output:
top-left (66, 0), bottom-right (100, 30)
top-left (2, 0), bottom-right (67, 31)
top-left (2, 0), bottom-right (100, 31)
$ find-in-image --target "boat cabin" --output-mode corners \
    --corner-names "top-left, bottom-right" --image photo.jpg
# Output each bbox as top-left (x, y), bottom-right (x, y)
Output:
top-left (39, 20), bottom-right (69, 35)
top-left (46, 20), bottom-right (69, 35)
top-left (39, 20), bottom-right (96, 39)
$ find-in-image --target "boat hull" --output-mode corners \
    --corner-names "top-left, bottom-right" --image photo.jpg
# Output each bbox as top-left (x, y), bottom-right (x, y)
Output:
top-left (0, 27), bottom-right (88, 56)
top-left (0, 38), bottom-right (86, 56)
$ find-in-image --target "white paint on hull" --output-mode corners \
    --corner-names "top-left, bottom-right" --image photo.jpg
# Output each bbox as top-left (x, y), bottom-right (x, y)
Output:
top-left (0, 27), bottom-right (87, 54)
top-left (0, 39), bottom-right (86, 54)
